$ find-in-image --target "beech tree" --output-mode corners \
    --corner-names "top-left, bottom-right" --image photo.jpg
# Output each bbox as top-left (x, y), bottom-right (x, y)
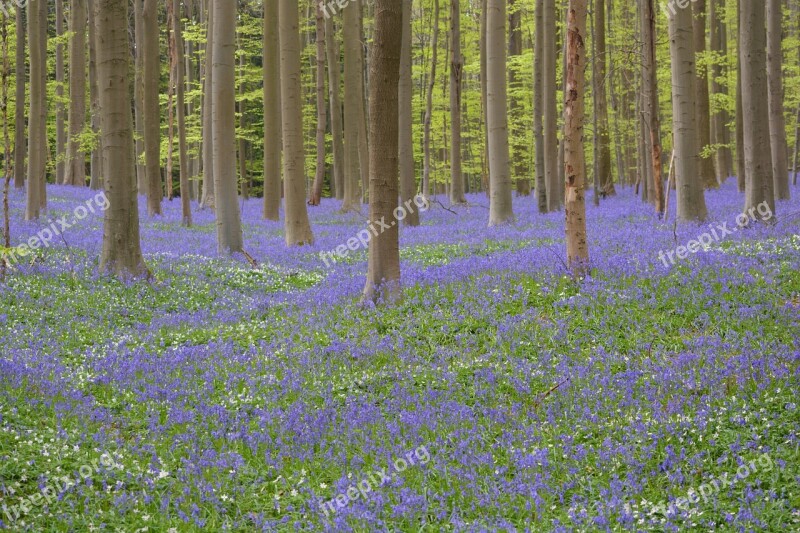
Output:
top-left (25, 0), bottom-right (47, 220)
top-left (65, 0), bottom-right (87, 187)
top-left (263, 0), bottom-right (281, 220)
top-left (398, 0), bottom-right (420, 226)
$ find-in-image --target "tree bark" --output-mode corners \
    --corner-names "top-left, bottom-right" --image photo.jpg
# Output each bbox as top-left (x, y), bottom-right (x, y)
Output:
top-left (709, 0), bottom-right (731, 183)
top-left (487, 0), bottom-right (514, 225)
top-left (640, 0), bottom-right (663, 216)
top-left (741, 0), bottom-right (775, 215)
top-left (398, 0), bottom-right (420, 225)
top-left (593, 0), bottom-right (614, 196)
top-left (422, 0), bottom-right (439, 199)
top-left (13, 3), bottom-right (24, 189)
top-left (449, 0), bottom-right (466, 204)
top-left (692, 0), bottom-right (717, 189)
top-left (565, 0), bottom-right (589, 275)
top-left (96, 0), bottom-right (148, 277)
top-left (25, 0), bottom-right (47, 220)
top-left (767, 0), bottom-right (790, 199)
top-left (508, 0), bottom-right (528, 196)
top-left (325, 16), bottom-right (344, 201)
top-left (65, 0), bottom-right (88, 187)
top-left (143, 0), bottom-right (162, 215)
top-left (172, 0), bottom-right (191, 225)
top-left (278, 0), bottom-right (314, 245)
top-left (362, 0), bottom-right (402, 304)
top-left (212, 0), bottom-right (243, 252)
top-left (133, 0), bottom-right (146, 194)
top-left (534, 0), bottom-right (546, 211)
top-left (88, 0), bottom-right (102, 190)
top-left (668, 5), bottom-right (707, 222)
top-left (341, 0), bottom-right (362, 211)
top-left (309, 2), bottom-right (326, 206)
top-left (55, 0), bottom-right (66, 185)
top-left (543, 0), bottom-right (559, 211)
top-left (263, 0), bottom-right (281, 219)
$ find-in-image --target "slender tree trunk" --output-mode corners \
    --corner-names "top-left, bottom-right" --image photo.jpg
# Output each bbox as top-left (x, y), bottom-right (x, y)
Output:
top-left (278, 0), bottom-right (314, 245)
top-left (362, 0), bottom-right (402, 304)
top-left (172, 0), bottom-right (191, 225)
top-left (25, 0), bottom-right (47, 220)
top-left (309, 2), bottom-right (326, 206)
top-left (166, 17), bottom-right (175, 201)
top-left (668, 6), bottom-right (707, 221)
top-left (212, 0), bottom-right (243, 252)
top-left (342, 0), bottom-right (362, 211)
top-left (487, 0), bottom-right (514, 225)
top-left (641, 0), bottom-right (663, 216)
top-left (143, 0), bottom-right (162, 215)
top-left (692, 0), bottom-right (717, 189)
top-left (422, 0), bottom-right (439, 199)
top-left (2, 7), bottom-right (10, 281)
top-left (449, 0), bottom-right (466, 204)
top-left (709, 0), bottom-right (730, 183)
top-left (13, 4), bottom-right (24, 189)
top-left (133, 0), bottom-right (146, 194)
top-left (565, 0), bottom-right (589, 274)
top-left (356, 1), bottom-right (370, 203)
top-left (508, 0), bottom-right (528, 196)
top-left (398, 0), bottom-right (419, 225)
top-left (88, 0), bottom-right (102, 190)
top-left (66, 0), bottom-right (88, 187)
top-left (263, 0), bottom-right (281, 219)
top-left (55, 0), bottom-right (66, 185)
top-left (237, 39), bottom-right (248, 200)
top-left (543, 0), bottom-right (558, 211)
top-left (325, 15), bottom-right (344, 201)
top-left (594, 0), bottom-right (614, 196)
top-left (534, 0), bottom-right (546, 211)
top-left (480, 0), bottom-right (489, 195)
top-left (96, 0), bottom-right (147, 277)
top-left (767, 0), bottom-right (789, 200)
top-left (735, 29), bottom-right (745, 193)
top-left (741, 0), bottom-right (775, 215)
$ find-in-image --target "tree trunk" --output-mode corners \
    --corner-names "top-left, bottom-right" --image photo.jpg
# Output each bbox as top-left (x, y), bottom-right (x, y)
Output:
top-left (593, 0), bottom-right (614, 196)
top-left (362, 0), bottom-right (402, 304)
top-left (341, 0), bottom-right (362, 211)
top-left (534, 0), bottom-right (546, 211)
top-left (325, 16), bottom-right (344, 201)
top-left (25, 0), bottom-right (47, 220)
top-left (278, 0), bottom-right (314, 245)
top-left (143, 0), bottom-right (162, 215)
top-left (263, 0), bottom-right (281, 219)
top-left (767, 0), bottom-right (789, 200)
top-left (398, 0), bottom-right (419, 225)
top-left (449, 0), bottom-right (466, 204)
top-left (65, 0), bottom-right (88, 187)
top-left (357, 1), bottom-right (370, 204)
top-left (422, 0), bottom-right (439, 199)
top-left (13, 3), bottom-right (24, 189)
top-left (543, 0), bottom-right (558, 211)
top-left (487, 0), bottom-right (514, 225)
top-left (172, 0), bottom-right (191, 225)
top-left (212, 0), bottom-right (243, 253)
top-left (735, 26), bottom-right (745, 193)
top-left (480, 0), bottom-right (489, 195)
top-left (88, 0), bottom-right (102, 190)
top-left (237, 40), bottom-right (248, 200)
top-left (709, 0), bottom-right (731, 183)
top-left (133, 0), bottom-right (146, 194)
top-left (508, 0), bottom-right (528, 196)
top-left (641, 0), bottom-right (663, 216)
top-left (55, 0), bottom-right (66, 185)
top-left (96, 0), bottom-right (148, 277)
top-left (309, 2), bottom-right (326, 206)
top-left (692, 0), bottom-right (717, 189)
top-left (565, 0), bottom-right (589, 274)
top-left (668, 6), bottom-right (707, 222)
top-left (741, 0), bottom-right (775, 215)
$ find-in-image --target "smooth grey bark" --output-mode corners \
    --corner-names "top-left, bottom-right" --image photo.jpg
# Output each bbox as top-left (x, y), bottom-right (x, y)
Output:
top-left (133, 0), bottom-right (146, 194)
top-left (398, 0), bottom-right (419, 226)
top-left (263, 0), bottom-right (281, 220)
top-left (341, 0), bottom-right (362, 211)
top-left (88, 0), bottom-right (102, 190)
top-left (668, 5), bottom-right (707, 222)
top-left (362, 0), bottom-right (402, 305)
top-left (55, 0), bottom-right (66, 185)
top-left (142, 0), bottom-right (162, 215)
top-left (640, 0), bottom-right (664, 216)
top-left (25, 0), bottom-right (47, 220)
top-left (278, 0), bottom-right (314, 245)
top-left (212, 0), bottom-right (243, 253)
top-left (172, 0), bottom-right (191, 225)
top-left (487, 0), bottom-right (514, 225)
top-left (96, 0), bottom-right (147, 277)
top-left (325, 15), bottom-right (344, 201)
top-left (740, 0), bottom-right (775, 215)
top-left (66, 0), bottom-right (87, 187)
top-left (767, 0), bottom-right (789, 200)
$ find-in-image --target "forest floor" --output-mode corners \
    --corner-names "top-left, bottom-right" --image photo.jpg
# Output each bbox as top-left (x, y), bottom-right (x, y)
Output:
top-left (0, 181), bottom-right (799, 531)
